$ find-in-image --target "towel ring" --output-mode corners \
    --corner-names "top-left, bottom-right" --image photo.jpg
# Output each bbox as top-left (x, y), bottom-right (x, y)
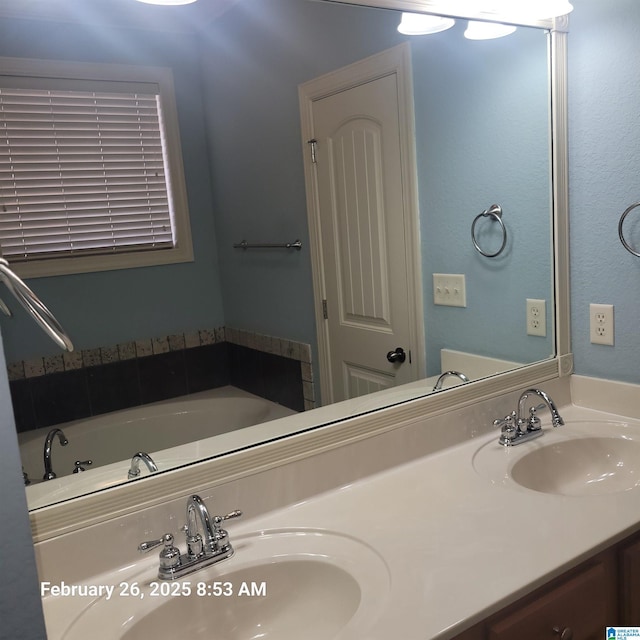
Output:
top-left (471, 204), bottom-right (507, 258)
top-left (618, 202), bottom-right (640, 257)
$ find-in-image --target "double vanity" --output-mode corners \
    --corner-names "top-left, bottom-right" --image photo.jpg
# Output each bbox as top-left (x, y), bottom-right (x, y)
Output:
top-left (35, 374), bottom-right (640, 639)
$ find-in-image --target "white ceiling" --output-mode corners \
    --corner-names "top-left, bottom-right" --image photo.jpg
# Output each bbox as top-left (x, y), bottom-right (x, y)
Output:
top-left (0, 0), bottom-right (239, 32)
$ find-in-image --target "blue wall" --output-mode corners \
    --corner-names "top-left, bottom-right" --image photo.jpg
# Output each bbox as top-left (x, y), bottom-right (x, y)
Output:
top-left (3, 1), bottom-right (640, 636)
top-left (0, 1), bottom-right (555, 379)
top-left (0, 17), bottom-right (224, 363)
top-left (569, 0), bottom-right (640, 384)
top-left (411, 24), bottom-right (552, 371)
top-left (200, 0), bottom-right (552, 377)
top-left (0, 326), bottom-right (48, 640)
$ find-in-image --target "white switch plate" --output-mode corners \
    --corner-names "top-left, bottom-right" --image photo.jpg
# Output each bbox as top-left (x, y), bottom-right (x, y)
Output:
top-left (590, 303), bottom-right (614, 345)
top-left (526, 298), bottom-right (546, 337)
top-left (433, 274), bottom-right (466, 307)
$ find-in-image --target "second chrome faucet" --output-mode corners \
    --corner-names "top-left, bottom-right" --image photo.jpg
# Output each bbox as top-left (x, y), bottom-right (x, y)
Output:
top-left (494, 388), bottom-right (565, 446)
top-left (139, 494), bottom-right (242, 580)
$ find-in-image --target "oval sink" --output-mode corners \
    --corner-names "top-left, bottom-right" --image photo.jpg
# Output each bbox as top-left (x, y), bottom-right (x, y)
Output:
top-left (472, 421), bottom-right (640, 496)
top-left (121, 559), bottom-right (359, 640)
top-left (511, 436), bottom-right (640, 496)
top-left (56, 529), bottom-right (390, 640)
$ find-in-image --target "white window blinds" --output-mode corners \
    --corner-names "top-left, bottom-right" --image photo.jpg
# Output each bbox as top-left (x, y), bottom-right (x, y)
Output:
top-left (0, 82), bottom-right (176, 263)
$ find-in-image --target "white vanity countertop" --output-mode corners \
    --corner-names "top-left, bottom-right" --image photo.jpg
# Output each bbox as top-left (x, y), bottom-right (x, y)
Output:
top-left (40, 400), bottom-right (640, 640)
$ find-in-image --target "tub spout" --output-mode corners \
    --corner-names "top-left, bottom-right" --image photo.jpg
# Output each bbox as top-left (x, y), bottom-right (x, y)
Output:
top-left (43, 428), bottom-right (68, 480)
top-left (127, 452), bottom-right (158, 479)
top-left (433, 370), bottom-right (469, 391)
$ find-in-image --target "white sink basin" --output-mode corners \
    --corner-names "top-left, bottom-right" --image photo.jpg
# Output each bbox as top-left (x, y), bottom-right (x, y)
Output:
top-left (120, 559), bottom-right (358, 640)
top-left (473, 421), bottom-right (640, 496)
top-left (50, 529), bottom-right (390, 640)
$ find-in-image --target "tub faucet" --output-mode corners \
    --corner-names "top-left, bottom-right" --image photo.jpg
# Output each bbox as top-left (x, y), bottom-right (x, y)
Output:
top-left (127, 452), bottom-right (158, 479)
top-left (433, 370), bottom-right (469, 391)
top-left (494, 387), bottom-right (564, 446)
top-left (138, 494), bottom-right (242, 580)
top-left (43, 428), bottom-right (68, 480)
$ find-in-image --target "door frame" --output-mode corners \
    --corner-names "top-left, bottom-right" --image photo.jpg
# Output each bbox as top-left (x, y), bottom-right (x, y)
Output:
top-left (298, 43), bottom-right (425, 405)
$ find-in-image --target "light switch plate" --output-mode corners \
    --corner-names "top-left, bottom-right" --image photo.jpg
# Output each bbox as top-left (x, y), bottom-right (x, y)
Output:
top-left (433, 274), bottom-right (466, 307)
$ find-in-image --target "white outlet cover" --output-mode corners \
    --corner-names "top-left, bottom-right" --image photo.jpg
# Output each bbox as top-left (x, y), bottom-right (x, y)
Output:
top-left (526, 298), bottom-right (546, 337)
top-left (433, 274), bottom-right (466, 307)
top-left (590, 303), bottom-right (614, 346)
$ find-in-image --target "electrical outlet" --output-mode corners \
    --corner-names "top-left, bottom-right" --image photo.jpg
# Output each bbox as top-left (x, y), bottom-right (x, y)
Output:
top-left (590, 303), bottom-right (614, 346)
top-left (526, 298), bottom-right (546, 337)
top-left (433, 274), bottom-right (466, 307)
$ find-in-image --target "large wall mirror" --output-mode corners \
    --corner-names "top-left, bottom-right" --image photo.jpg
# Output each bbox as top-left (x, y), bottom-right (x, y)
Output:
top-left (0, 0), bottom-right (569, 531)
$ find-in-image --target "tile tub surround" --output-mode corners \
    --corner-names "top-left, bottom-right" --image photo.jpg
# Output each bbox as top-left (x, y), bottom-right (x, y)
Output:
top-left (35, 375), bottom-right (640, 639)
top-left (8, 327), bottom-right (313, 431)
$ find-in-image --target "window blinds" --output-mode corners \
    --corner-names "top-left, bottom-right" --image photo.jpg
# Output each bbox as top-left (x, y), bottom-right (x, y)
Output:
top-left (0, 85), bottom-right (175, 262)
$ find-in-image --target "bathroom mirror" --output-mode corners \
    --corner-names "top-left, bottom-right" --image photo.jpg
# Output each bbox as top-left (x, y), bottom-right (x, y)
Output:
top-left (0, 0), bottom-right (569, 518)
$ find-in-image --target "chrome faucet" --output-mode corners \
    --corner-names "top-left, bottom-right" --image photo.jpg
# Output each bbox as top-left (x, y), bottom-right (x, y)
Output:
top-left (43, 428), bottom-right (68, 480)
top-left (433, 370), bottom-right (469, 391)
top-left (494, 388), bottom-right (565, 446)
top-left (138, 494), bottom-right (242, 580)
top-left (127, 452), bottom-right (158, 479)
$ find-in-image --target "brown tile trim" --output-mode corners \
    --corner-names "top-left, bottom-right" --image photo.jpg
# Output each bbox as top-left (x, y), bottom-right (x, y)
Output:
top-left (7, 326), bottom-right (316, 406)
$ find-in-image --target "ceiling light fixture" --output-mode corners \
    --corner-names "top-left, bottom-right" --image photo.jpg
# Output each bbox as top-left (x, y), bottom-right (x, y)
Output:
top-left (491, 0), bottom-right (574, 20)
top-left (135, 0), bottom-right (197, 5)
top-left (464, 20), bottom-right (517, 40)
top-left (397, 12), bottom-right (455, 36)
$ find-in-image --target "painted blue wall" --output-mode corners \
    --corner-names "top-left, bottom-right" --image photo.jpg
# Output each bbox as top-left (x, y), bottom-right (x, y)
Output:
top-left (0, 326), bottom-right (48, 639)
top-left (2, 1), bottom-right (640, 636)
top-left (199, 0), bottom-right (407, 351)
top-left (200, 0), bottom-right (552, 377)
top-left (569, 0), bottom-right (640, 384)
top-left (411, 24), bottom-right (552, 372)
top-left (0, 17), bottom-right (224, 363)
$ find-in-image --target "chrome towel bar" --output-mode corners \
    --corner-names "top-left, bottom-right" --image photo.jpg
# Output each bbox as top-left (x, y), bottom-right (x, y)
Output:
top-left (233, 239), bottom-right (302, 251)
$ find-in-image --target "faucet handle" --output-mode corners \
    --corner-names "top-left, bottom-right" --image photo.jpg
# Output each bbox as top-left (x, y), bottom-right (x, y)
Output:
top-left (138, 532), bottom-right (174, 553)
top-left (212, 510), bottom-right (243, 534)
top-left (217, 510), bottom-right (243, 524)
top-left (494, 411), bottom-right (517, 444)
top-left (138, 533), bottom-right (181, 569)
top-left (526, 404), bottom-right (546, 431)
top-left (208, 510), bottom-right (242, 552)
top-left (73, 459), bottom-right (93, 473)
top-left (493, 411), bottom-right (516, 431)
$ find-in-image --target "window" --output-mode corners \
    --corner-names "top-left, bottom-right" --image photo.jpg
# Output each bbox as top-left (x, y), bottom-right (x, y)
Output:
top-left (0, 58), bottom-right (193, 278)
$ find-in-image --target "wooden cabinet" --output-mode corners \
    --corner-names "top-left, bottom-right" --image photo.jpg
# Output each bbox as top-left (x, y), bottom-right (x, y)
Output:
top-left (451, 547), bottom-right (621, 640)
top-left (620, 531), bottom-right (640, 624)
top-left (486, 550), bottom-right (616, 640)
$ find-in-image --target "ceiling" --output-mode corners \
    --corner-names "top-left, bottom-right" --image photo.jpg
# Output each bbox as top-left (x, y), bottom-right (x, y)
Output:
top-left (0, 0), bottom-right (239, 31)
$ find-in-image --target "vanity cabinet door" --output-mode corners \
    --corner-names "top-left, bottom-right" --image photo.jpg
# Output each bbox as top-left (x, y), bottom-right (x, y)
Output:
top-left (485, 551), bottom-right (617, 640)
top-left (620, 532), bottom-right (640, 624)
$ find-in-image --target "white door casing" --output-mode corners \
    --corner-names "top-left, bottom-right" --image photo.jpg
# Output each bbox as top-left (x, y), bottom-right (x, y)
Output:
top-left (299, 43), bottom-right (424, 404)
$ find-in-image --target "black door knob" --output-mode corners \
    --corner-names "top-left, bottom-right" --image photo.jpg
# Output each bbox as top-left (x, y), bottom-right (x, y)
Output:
top-left (386, 347), bottom-right (406, 364)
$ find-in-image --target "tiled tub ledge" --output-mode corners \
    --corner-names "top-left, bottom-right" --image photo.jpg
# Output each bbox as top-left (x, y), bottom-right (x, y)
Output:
top-left (35, 375), bottom-right (640, 639)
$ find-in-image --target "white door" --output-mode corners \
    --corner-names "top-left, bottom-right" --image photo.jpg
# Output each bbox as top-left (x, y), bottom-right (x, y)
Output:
top-left (300, 45), bottom-right (423, 404)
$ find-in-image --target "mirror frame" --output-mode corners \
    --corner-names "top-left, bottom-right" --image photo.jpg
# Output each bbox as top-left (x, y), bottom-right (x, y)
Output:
top-left (28, 2), bottom-right (570, 542)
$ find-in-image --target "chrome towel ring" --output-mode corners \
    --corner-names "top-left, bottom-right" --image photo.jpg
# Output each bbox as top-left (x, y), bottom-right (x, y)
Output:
top-left (471, 204), bottom-right (507, 258)
top-left (618, 202), bottom-right (640, 257)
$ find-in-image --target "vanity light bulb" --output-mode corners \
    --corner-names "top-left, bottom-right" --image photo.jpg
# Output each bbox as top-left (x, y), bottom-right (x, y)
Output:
top-left (134, 0), bottom-right (197, 5)
top-left (397, 13), bottom-right (455, 35)
top-left (507, 0), bottom-right (574, 19)
top-left (464, 20), bottom-right (517, 40)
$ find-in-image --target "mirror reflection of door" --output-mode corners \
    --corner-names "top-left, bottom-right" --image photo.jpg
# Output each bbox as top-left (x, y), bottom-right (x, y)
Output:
top-left (302, 47), bottom-right (422, 403)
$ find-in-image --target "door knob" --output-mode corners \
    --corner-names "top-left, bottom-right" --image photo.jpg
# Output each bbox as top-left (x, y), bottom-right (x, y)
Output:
top-left (386, 347), bottom-right (406, 364)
